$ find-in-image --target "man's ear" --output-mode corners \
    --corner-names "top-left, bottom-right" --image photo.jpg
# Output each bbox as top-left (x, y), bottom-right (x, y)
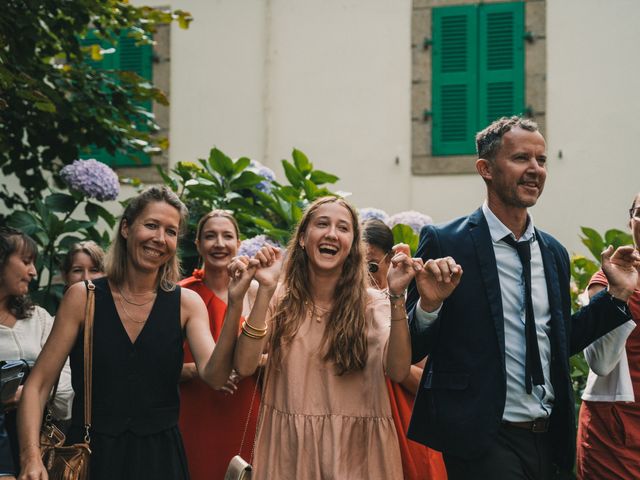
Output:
top-left (476, 158), bottom-right (492, 182)
top-left (120, 219), bottom-right (129, 240)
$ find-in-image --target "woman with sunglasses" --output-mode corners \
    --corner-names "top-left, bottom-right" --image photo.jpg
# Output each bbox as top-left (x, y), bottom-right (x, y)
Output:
top-left (362, 219), bottom-right (446, 480)
top-left (576, 192), bottom-right (640, 479)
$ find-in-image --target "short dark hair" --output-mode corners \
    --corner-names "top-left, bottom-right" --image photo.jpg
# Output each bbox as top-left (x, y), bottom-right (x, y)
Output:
top-left (476, 116), bottom-right (539, 162)
top-left (362, 219), bottom-right (394, 254)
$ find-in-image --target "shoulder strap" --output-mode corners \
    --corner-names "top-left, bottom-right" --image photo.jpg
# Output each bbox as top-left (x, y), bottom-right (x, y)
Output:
top-left (83, 279), bottom-right (96, 443)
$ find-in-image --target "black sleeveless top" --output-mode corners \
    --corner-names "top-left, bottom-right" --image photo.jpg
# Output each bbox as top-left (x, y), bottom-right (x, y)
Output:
top-left (69, 277), bottom-right (184, 436)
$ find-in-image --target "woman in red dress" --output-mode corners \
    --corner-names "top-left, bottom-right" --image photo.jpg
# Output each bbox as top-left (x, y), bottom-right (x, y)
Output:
top-left (179, 210), bottom-right (260, 480)
top-left (362, 219), bottom-right (447, 480)
top-left (576, 192), bottom-right (640, 479)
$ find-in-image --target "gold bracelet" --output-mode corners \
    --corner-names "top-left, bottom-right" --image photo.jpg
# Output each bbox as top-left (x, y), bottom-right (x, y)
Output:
top-left (242, 320), bottom-right (268, 334)
top-left (390, 315), bottom-right (408, 323)
top-left (241, 322), bottom-right (268, 339)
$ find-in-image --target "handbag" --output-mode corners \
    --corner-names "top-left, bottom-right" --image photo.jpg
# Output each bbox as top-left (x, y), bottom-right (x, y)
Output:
top-left (39, 279), bottom-right (95, 480)
top-left (223, 365), bottom-right (265, 480)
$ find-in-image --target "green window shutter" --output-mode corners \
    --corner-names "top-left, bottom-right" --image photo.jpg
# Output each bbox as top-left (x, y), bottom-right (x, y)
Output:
top-left (110, 31), bottom-right (153, 167)
top-left (432, 5), bottom-right (478, 156)
top-left (80, 29), bottom-right (153, 168)
top-left (478, 2), bottom-right (525, 127)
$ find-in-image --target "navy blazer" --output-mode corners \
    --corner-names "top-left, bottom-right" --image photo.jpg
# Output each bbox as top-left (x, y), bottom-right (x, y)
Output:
top-left (406, 208), bottom-right (631, 471)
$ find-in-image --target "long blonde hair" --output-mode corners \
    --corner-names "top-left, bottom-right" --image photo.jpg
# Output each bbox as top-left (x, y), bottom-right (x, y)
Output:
top-left (104, 186), bottom-right (188, 291)
top-left (270, 197), bottom-right (369, 375)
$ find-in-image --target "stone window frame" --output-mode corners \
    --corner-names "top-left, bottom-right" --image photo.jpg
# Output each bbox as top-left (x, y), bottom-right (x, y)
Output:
top-left (117, 22), bottom-right (171, 183)
top-left (411, 0), bottom-right (546, 175)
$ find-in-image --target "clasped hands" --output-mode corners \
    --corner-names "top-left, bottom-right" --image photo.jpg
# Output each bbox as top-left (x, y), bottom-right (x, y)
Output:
top-left (386, 244), bottom-right (463, 312)
top-left (227, 245), bottom-right (283, 303)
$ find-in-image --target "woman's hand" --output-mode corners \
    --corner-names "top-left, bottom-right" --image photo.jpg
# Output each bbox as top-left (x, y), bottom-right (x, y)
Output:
top-left (19, 454), bottom-right (47, 480)
top-left (227, 256), bottom-right (258, 303)
top-left (253, 245), bottom-right (283, 289)
top-left (219, 369), bottom-right (241, 395)
top-left (387, 245), bottom-right (417, 295)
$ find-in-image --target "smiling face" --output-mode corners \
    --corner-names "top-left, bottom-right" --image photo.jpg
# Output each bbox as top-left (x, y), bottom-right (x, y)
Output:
top-left (299, 202), bottom-right (355, 275)
top-left (480, 127), bottom-right (547, 213)
top-left (121, 201), bottom-right (181, 274)
top-left (64, 252), bottom-right (104, 286)
top-left (196, 216), bottom-right (240, 271)
top-left (0, 248), bottom-right (36, 298)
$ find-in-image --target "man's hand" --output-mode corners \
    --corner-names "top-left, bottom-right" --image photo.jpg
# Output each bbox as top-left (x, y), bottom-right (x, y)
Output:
top-left (415, 256), bottom-right (463, 312)
top-left (601, 245), bottom-right (640, 301)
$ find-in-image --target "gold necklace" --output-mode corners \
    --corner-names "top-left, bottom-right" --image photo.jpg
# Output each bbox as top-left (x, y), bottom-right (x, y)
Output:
top-left (117, 284), bottom-right (156, 307)
top-left (117, 294), bottom-right (148, 324)
top-left (306, 301), bottom-right (331, 323)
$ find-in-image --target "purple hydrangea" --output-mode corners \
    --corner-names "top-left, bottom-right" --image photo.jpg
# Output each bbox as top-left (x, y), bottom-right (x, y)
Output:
top-left (247, 159), bottom-right (276, 194)
top-left (60, 159), bottom-right (120, 201)
top-left (387, 210), bottom-right (433, 234)
top-left (238, 235), bottom-right (282, 258)
top-left (358, 207), bottom-right (389, 224)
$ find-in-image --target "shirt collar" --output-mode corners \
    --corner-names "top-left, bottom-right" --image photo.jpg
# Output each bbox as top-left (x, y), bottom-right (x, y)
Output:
top-left (482, 201), bottom-right (536, 244)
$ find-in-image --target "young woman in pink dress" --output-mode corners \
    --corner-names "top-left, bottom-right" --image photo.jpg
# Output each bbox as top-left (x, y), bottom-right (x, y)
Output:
top-left (217, 196), bottom-right (459, 479)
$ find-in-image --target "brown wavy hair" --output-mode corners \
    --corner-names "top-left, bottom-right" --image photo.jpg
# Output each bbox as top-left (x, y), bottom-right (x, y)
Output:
top-left (269, 196), bottom-right (369, 375)
top-left (0, 227), bottom-right (37, 319)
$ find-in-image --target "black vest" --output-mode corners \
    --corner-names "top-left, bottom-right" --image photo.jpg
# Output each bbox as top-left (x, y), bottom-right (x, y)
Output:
top-left (70, 277), bottom-right (183, 435)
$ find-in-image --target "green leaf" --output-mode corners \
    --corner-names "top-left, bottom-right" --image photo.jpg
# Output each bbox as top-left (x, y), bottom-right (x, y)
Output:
top-left (281, 160), bottom-right (303, 188)
top-left (603, 229), bottom-right (633, 249)
top-left (156, 165), bottom-right (178, 191)
top-left (230, 171), bottom-right (263, 190)
top-left (233, 157), bottom-right (251, 173)
top-left (34, 101), bottom-right (57, 113)
top-left (309, 170), bottom-right (339, 185)
top-left (85, 203), bottom-right (116, 228)
top-left (302, 179), bottom-right (319, 200)
top-left (63, 220), bottom-right (95, 233)
top-left (7, 211), bottom-right (41, 236)
top-left (208, 148), bottom-right (235, 178)
top-left (580, 227), bottom-right (605, 261)
top-left (391, 224), bottom-right (419, 255)
top-left (45, 193), bottom-right (77, 213)
top-left (292, 149), bottom-right (312, 175)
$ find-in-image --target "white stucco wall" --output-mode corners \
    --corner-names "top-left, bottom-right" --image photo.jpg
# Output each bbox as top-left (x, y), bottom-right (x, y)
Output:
top-left (128, 0), bottom-right (640, 256)
top-left (132, 0), bottom-right (413, 215)
top-left (541, 0), bottom-right (640, 254)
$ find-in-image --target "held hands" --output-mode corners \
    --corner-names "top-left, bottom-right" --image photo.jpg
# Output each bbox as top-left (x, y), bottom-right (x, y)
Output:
top-left (601, 245), bottom-right (640, 301)
top-left (228, 255), bottom-right (259, 303)
top-left (387, 243), bottom-right (418, 295)
top-left (415, 256), bottom-right (463, 312)
top-left (253, 245), bottom-right (283, 290)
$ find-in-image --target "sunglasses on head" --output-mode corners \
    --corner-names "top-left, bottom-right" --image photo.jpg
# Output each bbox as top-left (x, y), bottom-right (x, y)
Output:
top-left (367, 252), bottom-right (388, 273)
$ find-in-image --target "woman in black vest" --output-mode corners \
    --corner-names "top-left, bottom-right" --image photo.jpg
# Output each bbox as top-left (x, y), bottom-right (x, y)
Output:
top-left (17, 186), bottom-right (236, 480)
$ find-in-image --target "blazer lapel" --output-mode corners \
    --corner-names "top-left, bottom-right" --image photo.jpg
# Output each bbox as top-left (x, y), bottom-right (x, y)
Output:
top-left (468, 208), bottom-right (506, 370)
top-left (536, 230), bottom-right (566, 349)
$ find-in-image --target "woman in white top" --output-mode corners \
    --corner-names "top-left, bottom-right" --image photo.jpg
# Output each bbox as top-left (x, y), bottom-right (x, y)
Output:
top-left (0, 228), bottom-right (73, 478)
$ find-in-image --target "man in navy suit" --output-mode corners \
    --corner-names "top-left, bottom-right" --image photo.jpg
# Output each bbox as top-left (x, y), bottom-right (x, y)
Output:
top-left (406, 116), bottom-right (639, 479)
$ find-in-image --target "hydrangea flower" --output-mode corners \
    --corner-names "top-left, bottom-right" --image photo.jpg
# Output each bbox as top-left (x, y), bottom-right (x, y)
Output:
top-left (238, 235), bottom-right (282, 258)
top-left (60, 159), bottom-right (120, 201)
top-left (387, 210), bottom-right (433, 234)
top-left (247, 159), bottom-right (276, 194)
top-left (358, 207), bottom-right (389, 224)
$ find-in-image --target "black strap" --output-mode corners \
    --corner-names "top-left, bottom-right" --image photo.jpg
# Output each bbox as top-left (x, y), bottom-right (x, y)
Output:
top-left (502, 235), bottom-right (544, 394)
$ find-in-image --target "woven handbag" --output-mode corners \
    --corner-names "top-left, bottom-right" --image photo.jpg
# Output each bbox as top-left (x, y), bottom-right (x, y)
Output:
top-left (39, 279), bottom-right (95, 480)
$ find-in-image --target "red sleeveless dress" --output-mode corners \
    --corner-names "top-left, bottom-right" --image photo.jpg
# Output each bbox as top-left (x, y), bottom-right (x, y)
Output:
top-left (178, 274), bottom-right (261, 480)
